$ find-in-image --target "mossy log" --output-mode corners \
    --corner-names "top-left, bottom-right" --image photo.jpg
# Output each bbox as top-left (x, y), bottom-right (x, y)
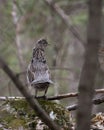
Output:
top-left (0, 99), bottom-right (73, 130)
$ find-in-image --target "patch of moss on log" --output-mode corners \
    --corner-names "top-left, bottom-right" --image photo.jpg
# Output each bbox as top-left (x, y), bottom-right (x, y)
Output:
top-left (0, 99), bottom-right (72, 130)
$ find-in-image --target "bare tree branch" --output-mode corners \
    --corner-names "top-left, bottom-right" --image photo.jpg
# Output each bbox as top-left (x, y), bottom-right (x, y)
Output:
top-left (44, 0), bottom-right (84, 45)
top-left (47, 92), bottom-right (78, 100)
top-left (0, 89), bottom-right (104, 101)
top-left (67, 104), bottom-right (78, 111)
top-left (67, 96), bottom-right (104, 111)
top-left (47, 89), bottom-right (104, 100)
top-left (13, 0), bottom-right (23, 15)
top-left (0, 57), bottom-right (61, 130)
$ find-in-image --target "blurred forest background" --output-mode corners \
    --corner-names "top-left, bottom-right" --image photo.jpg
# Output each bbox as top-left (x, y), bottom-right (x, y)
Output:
top-left (0, 0), bottom-right (104, 112)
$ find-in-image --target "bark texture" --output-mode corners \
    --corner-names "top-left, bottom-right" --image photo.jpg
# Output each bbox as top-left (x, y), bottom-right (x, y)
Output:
top-left (76, 1), bottom-right (102, 130)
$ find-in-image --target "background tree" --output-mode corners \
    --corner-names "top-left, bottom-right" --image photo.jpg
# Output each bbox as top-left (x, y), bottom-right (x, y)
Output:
top-left (76, 1), bottom-right (103, 130)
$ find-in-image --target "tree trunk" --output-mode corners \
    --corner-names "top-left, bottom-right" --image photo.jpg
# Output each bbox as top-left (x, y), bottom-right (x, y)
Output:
top-left (76, 0), bottom-right (102, 130)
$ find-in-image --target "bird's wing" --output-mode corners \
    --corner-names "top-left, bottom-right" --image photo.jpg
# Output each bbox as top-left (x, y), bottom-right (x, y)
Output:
top-left (27, 64), bottom-right (34, 84)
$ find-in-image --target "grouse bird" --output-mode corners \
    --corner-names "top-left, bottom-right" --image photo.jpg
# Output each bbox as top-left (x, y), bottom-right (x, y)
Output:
top-left (27, 38), bottom-right (53, 97)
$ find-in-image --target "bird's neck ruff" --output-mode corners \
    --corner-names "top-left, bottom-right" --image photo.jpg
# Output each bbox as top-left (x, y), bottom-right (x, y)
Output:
top-left (34, 47), bottom-right (45, 52)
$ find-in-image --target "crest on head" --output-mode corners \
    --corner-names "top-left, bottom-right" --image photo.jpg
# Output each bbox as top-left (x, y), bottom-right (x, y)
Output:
top-left (33, 38), bottom-right (49, 50)
top-left (32, 38), bottom-right (49, 56)
top-left (37, 38), bottom-right (48, 45)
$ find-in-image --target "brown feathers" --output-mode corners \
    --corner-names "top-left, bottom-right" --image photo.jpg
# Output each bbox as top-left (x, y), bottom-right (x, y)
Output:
top-left (27, 39), bottom-right (53, 97)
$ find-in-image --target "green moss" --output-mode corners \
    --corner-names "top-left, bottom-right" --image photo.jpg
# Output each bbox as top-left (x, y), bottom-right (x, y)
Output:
top-left (0, 99), bottom-right (72, 129)
top-left (0, 110), bottom-right (15, 123)
top-left (37, 99), bottom-right (71, 128)
top-left (8, 119), bottom-right (25, 128)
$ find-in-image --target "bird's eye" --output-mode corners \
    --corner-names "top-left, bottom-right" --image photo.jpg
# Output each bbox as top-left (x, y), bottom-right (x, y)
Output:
top-left (38, 40), bottom-right (42, 44)
top-left (42, 41), bottom-right (44, 44)
top-left (43, 40), bottom-right (47, 44)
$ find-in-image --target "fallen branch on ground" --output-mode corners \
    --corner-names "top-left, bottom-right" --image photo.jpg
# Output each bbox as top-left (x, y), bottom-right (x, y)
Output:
top-left (0, 89), bottom-right (104, 101)
top-left (67, 96), bottom-right (104, 111)
top-left (47, 89), bottom-right (104, 100)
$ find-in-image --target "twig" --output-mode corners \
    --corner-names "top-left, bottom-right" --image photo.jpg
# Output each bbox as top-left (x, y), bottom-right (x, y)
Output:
top-left (0, 96), bottom-right (25, 101)
top-left (93, 96), bottom-right (104, 104)
top-left (47, 92), bottom-right (78, 100)
top-left (67, 96), bottom-right (104, 111)
top-left (95, 89), bottom-right (104, 94)
top-left (13, 0), bottom-right (23, 15)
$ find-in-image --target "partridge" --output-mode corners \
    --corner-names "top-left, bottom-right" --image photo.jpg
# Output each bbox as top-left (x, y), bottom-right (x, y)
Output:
top-left (27, 38), bottom-right (53, 97)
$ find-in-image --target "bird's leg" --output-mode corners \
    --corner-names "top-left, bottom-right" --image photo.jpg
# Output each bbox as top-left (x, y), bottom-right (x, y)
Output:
top-left (42, 86), bottom-right (48, 99)
top-left (35, 88), bottom-right (45, 99)
top-left (44, 87), bottom-right (48, 96)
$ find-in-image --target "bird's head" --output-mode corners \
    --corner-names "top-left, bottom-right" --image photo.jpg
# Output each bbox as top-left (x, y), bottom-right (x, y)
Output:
top-left (36, 38), bottom-right (49, 49)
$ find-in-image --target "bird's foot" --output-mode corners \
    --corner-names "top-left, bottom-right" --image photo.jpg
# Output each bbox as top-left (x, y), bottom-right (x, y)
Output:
top-left (42, 95), bottom-right (47, 99)
top-left (35, 95), bottom-right (47, 99)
